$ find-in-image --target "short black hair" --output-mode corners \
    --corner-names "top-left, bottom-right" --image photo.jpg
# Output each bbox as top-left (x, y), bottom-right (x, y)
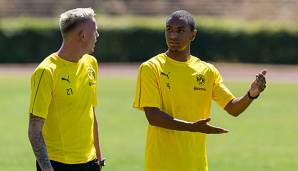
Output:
top-left (167, 10), bottom-right (196, 31)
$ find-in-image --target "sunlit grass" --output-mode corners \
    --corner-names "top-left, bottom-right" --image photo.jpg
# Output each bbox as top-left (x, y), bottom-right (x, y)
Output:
top-left (0, 74), bottom-right (297, 171)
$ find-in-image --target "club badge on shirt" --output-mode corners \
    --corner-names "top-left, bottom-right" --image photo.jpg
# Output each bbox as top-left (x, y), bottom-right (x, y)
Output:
top-left (194, 73), bottom-right (206, 91)
top-left (88, 67), bottom-right (96, 86)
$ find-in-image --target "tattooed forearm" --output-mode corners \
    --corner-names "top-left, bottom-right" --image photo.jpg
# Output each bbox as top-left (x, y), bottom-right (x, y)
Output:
top-left (28, 114), bottom-right (53, 170)
top-left (30, 131), bottom-right (52, 169)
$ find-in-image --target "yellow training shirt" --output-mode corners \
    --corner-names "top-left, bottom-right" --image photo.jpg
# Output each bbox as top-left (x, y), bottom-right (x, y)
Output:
top-left (133, 53), bottom-right (235, 171)
top-left (29, 53), bottom-right (98, 164)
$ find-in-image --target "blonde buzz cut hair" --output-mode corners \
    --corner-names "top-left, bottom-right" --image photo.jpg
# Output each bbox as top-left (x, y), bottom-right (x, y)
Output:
top-left (59, 8), bottom-right (96, 36)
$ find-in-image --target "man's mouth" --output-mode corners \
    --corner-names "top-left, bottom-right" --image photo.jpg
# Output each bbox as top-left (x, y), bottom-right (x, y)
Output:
top-left (169, 42), bottom-right (179, 46)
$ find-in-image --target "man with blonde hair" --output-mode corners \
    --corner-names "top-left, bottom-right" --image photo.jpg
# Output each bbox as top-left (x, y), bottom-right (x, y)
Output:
top-left (28, 8), bottom-right (105, 171)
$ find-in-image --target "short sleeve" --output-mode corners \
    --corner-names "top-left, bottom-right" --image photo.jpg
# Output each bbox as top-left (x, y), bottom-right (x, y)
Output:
top-left (211, 65), bottom-right (235, 108)
top-left (133, 63), bottom-right (161, 111)
top-left (29, 67), bottom-right (53, 119)
top-left (92, 57), bottom-right (99, 107)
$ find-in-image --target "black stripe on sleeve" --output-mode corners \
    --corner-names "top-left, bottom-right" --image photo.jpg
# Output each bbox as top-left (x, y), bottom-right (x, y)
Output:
top-left (138, 65), bottom-right (146, 108)
top-left (31, 69), bottom-right (46, 113)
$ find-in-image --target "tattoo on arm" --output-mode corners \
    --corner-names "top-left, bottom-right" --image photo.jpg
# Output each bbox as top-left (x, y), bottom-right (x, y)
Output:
top-left (28, 114), bottom-right (52, 170)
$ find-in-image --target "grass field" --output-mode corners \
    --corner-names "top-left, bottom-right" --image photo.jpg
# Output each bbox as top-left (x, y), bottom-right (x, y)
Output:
top-left (0, 73), bottom-right (297, 171)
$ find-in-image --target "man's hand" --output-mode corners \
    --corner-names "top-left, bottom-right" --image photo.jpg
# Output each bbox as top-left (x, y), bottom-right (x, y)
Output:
top-left (189, 118), bottom-right (229, 134)
top-left (249, 70), bottom-right (267, 97)
top-left (98, 158), bottom-right (106, 170)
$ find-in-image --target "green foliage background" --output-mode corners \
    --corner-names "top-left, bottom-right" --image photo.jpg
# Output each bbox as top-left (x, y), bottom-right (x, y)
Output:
top-left (0, 16), bottom-right (298, 64)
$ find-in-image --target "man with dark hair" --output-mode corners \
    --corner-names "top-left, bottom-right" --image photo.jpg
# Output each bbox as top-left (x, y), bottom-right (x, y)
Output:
top-left (28, 8), bottom-right (105, 171)
top-left (133, 10), bottom-right (266, 171)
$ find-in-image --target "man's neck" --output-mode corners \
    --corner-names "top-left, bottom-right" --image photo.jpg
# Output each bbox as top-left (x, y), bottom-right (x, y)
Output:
top-left (165, 49), bottom-right (191, 62)
top-left (57, 42), bottom-right (84, 62)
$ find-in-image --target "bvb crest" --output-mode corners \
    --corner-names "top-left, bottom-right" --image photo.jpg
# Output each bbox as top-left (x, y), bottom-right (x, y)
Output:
top-left (196, 74), bottom-right (205, 86)
top-left (88, 67), bottom-right (96, 80)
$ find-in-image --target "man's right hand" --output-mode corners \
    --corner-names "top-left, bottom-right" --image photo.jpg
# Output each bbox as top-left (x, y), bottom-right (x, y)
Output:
top-left (189, 118), bottom-right (229, 134)
top-left (144, 107), bottom-right (229, 133)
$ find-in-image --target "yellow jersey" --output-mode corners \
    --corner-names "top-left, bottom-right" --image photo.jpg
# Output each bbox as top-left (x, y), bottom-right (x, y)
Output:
top-left (29, 53), bottom-right (98, 164)
top-left (133, 53), bottom-right (235, 171)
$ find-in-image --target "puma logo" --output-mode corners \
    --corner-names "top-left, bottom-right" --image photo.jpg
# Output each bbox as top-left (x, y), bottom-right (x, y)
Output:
top-left (161, 72), bottom-right (170, 79)
top-left (61, 76), bottom-right (70, 83)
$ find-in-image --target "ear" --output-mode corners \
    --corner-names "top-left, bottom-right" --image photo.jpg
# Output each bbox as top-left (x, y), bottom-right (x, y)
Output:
top-left (191, 29), bottom-right (197, 41)
top-left (79, 30), bottom-right (86, 41)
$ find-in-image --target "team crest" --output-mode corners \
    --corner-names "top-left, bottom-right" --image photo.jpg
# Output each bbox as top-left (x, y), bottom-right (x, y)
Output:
top-left (88, 67), bottom-right (96, 80)
top-left (196, 74), bottom-right (205, 86)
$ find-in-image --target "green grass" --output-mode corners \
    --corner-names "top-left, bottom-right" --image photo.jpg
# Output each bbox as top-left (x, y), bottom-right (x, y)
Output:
top-left (0, 74), bottom-right (297, 171)
top-left (208, 81), bottom-right (298, 171)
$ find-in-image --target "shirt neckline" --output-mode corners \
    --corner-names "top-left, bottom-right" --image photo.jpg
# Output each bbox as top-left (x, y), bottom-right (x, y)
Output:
top-left (163, 53), bottom-right (194, 65)
top-left (52, 53), bottom-right (82, 67)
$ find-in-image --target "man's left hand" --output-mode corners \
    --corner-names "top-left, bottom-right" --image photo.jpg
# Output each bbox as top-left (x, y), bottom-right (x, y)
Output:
top-left (249, 70), bottom-right (267, 97)
top-left (98, 158), bottom-right (106, 170)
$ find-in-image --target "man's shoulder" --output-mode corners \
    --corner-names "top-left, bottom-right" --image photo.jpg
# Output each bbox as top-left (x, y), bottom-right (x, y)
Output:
top-left (141, 53), bottom-right (165, 67)
top-left (191, 55), bottom-right (217, 71)
top-left (33, 53), bottom-right (58, 75)
top-left (83, 54), bottom-right (98, 64)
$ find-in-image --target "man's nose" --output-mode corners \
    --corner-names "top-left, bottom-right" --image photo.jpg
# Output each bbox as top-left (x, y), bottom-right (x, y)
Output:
top-left (169, 32), bottom-right (178, 39)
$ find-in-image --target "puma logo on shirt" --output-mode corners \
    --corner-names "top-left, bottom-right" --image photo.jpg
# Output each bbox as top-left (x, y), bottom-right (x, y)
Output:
top-left (61, 76), bottom-right (70, 83)
top-left (161, 72), bottom-right (170, 79)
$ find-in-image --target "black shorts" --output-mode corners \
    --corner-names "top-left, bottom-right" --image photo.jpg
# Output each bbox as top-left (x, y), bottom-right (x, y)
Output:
top-left (36, 159), bottom-right (101, 171)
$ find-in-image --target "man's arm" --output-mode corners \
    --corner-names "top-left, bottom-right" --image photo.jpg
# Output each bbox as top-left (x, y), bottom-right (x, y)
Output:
top-left (224, 70), bottom-right (267, 116)
top-left (144, 107), bottom-right (228, 134)
top-left (28, 114), bottom-right (54, 171)
top-left (93, 108), bottom-right (103, 161)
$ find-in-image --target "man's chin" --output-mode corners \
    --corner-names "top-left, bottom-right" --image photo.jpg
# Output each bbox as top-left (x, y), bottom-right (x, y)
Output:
top-left (169, 47), bottom-right (181, 53)
top-left (86, 48), bottom-right (95, 54)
